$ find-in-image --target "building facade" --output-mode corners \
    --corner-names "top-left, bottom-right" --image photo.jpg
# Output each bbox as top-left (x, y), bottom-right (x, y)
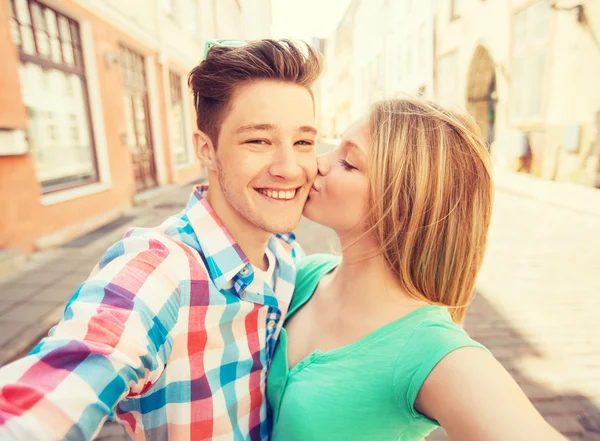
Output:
top-left (0, 0), bottom-right (271, 255)
top-left (321, 0), bottom-right (600, 186)
top-left (320, 0), bottom-right (436, 137)
top-left (321, 0), bottom-right (358, 138)
top-left (435, 0), bottom-right (600, 184)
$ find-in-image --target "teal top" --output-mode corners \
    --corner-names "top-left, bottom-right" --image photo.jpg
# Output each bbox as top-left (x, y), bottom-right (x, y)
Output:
top-left (267, 254), bottom-right (489, 441)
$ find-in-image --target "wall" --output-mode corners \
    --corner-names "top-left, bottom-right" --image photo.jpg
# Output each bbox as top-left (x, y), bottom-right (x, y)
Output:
top-left (0, 0), bottom-right (154, 252)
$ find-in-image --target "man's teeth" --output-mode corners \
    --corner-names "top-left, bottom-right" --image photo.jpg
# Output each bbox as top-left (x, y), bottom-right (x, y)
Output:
top-left (258, 189), bottom-right (296, 200)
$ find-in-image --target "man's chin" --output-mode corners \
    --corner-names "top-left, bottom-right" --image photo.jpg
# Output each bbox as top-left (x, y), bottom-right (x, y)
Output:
top-left (257, 215), bottom-right (303, 235)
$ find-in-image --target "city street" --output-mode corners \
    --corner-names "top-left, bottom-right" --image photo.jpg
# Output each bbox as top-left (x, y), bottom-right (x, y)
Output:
top-left (299, 172), bottom-right (600, 441)
top-left (0, 164), bottom-right (599, 440)
top-left (2, 0), bottom-right (599, 438)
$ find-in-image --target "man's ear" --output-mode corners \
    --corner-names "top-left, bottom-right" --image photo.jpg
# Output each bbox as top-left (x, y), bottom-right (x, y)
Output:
top-left (193, 129), bottom-right (217, 171)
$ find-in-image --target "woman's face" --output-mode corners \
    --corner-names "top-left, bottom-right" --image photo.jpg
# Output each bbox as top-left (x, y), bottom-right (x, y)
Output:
top-left (303, 118), bottom-right (371, 234)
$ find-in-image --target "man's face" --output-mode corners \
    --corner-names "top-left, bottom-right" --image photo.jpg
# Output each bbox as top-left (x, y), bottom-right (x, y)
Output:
top-left (205, 80), bottom-right (318, 235)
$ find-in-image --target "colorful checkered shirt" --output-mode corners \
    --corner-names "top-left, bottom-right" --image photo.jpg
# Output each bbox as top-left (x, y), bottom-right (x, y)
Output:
top-left (0, 185), bottom-right (303, 441)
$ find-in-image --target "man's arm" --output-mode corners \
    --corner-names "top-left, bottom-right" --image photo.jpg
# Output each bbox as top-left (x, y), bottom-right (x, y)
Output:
top-left (0, 234), bottom-right (183, 441)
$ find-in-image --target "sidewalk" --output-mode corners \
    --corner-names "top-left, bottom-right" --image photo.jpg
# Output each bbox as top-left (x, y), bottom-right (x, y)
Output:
top-left (493, 168), bottom-right (600, 217)
top-left (0, 173), bottom-right (599, 441)
top-left (0, 183), bottom-right (195, 366)
top-left (1, 172), bottom-right (598, 365)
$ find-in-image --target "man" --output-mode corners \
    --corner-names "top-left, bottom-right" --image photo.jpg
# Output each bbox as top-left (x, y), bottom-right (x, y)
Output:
top-left (0, 39), bottom-right (322, 441)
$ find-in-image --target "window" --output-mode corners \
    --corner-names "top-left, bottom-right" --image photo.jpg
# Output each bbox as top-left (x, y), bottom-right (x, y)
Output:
top-left (510, 1), bottom-right (551, 121)
top-left (450, 0), bottom-right (462, 20)
top-left (407, 36), bottom-right (413, 76)
top-left (169, 71), bottom-right (188, 165)
top-left (393, 40), bottom-right (403, 90)
top-left (162, 0), bottom-right (174, 16)
top-left (437, 51), bottom-right (459, 106)
top-left (9, 0), bottom-right (98, 193)
top-left (186, 0), bottom-right (198, 34)
top-left (418, 24), bottom-right (426, 71)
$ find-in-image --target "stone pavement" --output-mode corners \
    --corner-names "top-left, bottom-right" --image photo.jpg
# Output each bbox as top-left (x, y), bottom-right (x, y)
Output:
top-left (0, 171), bottom-right (599, 440)
top-left (0, 185), bottom-right (194, 367)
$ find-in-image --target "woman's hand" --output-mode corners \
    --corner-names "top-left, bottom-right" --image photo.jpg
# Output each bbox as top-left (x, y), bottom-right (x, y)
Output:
top-left (415, 347), bottom-right (567, 441)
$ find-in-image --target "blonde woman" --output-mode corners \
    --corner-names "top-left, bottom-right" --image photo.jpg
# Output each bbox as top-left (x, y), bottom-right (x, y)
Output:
top-left (266, 99), bottom-right (566, 441)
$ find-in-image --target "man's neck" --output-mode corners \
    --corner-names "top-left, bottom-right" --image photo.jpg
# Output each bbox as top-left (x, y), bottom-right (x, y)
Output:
top-left (204, 189), bottom-right (271, 270)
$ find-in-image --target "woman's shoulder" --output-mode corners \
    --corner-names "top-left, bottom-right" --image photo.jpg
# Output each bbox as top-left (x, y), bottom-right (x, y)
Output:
top-left (392, 307), bottom-right (490, 416)
top-left (296, 253), bottom-right (342, 273)
top-left (296, 253), bottom-right (341, 280)
top-left (288, 254), bottom-right (341, 317)
top-left (396, 307), bottom-right (487, 362)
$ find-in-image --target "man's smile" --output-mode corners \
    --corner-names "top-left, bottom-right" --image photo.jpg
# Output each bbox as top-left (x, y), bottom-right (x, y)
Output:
top-left (255, 187), bottom-right (301, 201)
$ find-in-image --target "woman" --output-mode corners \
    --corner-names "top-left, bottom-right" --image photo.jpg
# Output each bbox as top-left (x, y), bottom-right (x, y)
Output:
top-left (267, 98), bottom-right (565, 441)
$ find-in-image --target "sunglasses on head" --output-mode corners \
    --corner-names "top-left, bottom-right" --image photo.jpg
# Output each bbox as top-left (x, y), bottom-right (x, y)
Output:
top-left (203, 38), bottom-right (248, 60)
top-left (196, 39), bottom-right (248, 110)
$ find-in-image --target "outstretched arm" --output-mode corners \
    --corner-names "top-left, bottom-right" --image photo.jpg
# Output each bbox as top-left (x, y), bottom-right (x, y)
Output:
top-left (0, 235), bottom-right (184, 441)
top-left (415, 347), bottom-right (566, 441)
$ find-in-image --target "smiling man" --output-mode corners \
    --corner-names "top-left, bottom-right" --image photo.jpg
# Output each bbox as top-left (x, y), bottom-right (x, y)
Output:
top-left (0, 39), bottom-right (322, 441)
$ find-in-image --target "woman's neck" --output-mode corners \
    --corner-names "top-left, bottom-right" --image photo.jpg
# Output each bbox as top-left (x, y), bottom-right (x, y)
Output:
top-left (329, 234), bottom-right (416, 307)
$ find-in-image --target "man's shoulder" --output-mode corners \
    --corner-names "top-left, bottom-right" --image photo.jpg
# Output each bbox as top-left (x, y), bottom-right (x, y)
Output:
top-left (95, 223), bottom-right (207, 279)
top-left (274, 232), bottom-right (305, 264)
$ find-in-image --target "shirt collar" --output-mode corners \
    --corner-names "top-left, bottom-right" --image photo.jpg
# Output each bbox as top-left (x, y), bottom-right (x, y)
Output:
top-left (184, 185), bottom-right (251, 290)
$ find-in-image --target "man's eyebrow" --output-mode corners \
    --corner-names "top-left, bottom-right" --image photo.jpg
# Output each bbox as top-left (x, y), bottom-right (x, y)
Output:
top-left (235, 124), bottom-right (318, 135)
top-left (298, 126), bottom-right (317, 135)
top-left (235, 124), bottom-right (276, 134)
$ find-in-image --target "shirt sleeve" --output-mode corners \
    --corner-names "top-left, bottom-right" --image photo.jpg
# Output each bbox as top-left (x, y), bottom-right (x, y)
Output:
top-left (393, 320), bottom-right (490, 424)
top-left (0, 234), bottom-right (185, 441)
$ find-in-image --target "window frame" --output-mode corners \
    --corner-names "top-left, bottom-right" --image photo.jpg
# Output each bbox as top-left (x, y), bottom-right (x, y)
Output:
top-left (508, 1), bottom-right (551, 125)
top-left (168, 70), bottom-right (190, 166)
top-left (450, 0), bottom-right (461, 21)
top-left (9, 0), bottom-right (99, 194)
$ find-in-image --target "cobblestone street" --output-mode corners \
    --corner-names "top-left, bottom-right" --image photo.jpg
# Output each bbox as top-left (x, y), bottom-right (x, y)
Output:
top-left (428, 184), bottom-right (600, 441)
top-left (0, 171), bottom-right (599, 440)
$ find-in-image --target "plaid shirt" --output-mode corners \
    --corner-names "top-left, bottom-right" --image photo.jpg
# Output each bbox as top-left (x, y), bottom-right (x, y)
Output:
top-left (0, 186), bottom-right (303, 441)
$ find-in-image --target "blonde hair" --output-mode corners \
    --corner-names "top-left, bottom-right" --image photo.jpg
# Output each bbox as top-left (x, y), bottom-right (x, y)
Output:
top-left (367, 98), bottom-right (493, 323)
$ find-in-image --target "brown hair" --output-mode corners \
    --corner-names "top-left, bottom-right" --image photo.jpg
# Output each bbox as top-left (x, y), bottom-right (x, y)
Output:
top-left (188, 39), bottom-right (322, 145)
top-left (367, 98), bottom-right (493, 323)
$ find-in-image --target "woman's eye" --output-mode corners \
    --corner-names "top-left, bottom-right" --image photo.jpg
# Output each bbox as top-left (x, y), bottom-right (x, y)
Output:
top-left (296, 140), bottom-right (315, 146)
top-left (338, 159), bottom-right (356, 171)
top-left (246, 139), bottom-right (269, 145)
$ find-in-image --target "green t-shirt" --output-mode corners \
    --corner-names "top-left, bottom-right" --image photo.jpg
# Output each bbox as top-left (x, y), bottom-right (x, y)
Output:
top-left (267, 254), bottom-right (489, 441)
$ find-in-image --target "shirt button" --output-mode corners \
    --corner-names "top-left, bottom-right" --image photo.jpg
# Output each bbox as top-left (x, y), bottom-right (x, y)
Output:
top-left (240, 266), bottom-right (250, 276)
top-left (267, 319), bottom-right (276, 330)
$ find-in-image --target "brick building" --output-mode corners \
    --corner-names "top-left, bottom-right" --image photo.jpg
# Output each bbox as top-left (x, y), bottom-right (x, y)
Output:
top-left (0, 0), bottom-right (271, 258)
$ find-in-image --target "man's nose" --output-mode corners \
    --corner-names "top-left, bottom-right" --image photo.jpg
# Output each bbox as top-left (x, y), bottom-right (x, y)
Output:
top-left (269, 145), bottom-right (304, 180)
top-left (316, 151), bottom-right (332, 176)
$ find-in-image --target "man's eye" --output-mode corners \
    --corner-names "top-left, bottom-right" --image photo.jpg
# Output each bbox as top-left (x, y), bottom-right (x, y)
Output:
top-left (295, 140), bottom-right (315, 146)
top-left (246, 139), bottom-right (269, 145)
top-left (338, 159), bottom-right (356, 171)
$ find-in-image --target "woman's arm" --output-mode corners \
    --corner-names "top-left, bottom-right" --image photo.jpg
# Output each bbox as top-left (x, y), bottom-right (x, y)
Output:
top-left (415, 347), bottom-right (566, 441)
